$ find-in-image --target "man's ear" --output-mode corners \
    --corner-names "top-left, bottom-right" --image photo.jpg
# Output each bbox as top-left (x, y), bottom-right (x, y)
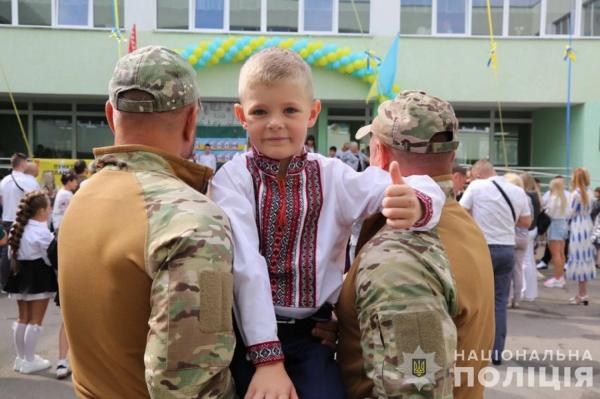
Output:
top-left (234, 103), bottom-right (248, 128)
top-left (307, 99), bottom-right (322, 128)
top-left (183, 104), bottom-right (199, 143)
top-left (105, 101), bottom-right (116, 136)
top-left (377, 140), bottom-right (393, 170)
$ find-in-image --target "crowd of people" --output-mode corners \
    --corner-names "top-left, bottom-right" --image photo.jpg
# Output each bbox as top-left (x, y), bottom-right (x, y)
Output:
top-left (0, 156), bottom-right (91, 377)
top-left (0, 45), bottom-right (598, 399)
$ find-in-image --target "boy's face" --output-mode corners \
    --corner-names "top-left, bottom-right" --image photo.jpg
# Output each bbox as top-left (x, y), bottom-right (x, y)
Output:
top-left (235, 81), bottom-right (321, 160)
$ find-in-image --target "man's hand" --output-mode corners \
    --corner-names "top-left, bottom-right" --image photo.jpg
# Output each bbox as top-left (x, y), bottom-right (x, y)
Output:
top-left (312, 317), bottom-right (338, 351)
top-left (382, 161), bottom-right (423, 229)
top-left (246, 361), bottom-right (298, 399)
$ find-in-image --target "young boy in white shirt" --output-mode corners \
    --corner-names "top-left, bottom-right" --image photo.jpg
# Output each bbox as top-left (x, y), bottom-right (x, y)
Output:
top-left (211, 47), bottom-right (445, 399)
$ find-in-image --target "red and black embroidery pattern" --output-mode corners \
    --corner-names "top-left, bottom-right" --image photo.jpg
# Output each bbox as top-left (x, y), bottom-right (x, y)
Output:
top-left (246, 152), bottom-right (322, 308)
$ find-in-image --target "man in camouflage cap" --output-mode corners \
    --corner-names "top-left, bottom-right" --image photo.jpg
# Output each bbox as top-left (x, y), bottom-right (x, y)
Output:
top-left (337, 90), bottom-right (495, 399)
top-left (59, 46), bottom-right (236, 398)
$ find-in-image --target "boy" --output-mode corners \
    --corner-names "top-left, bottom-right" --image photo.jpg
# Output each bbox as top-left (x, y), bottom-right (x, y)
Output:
top-left (211, 48), bottom-right (445, 398)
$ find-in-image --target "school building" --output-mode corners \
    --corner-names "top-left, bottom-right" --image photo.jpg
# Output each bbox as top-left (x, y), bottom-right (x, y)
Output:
top-left (1, 0), bottom-right (599, 180)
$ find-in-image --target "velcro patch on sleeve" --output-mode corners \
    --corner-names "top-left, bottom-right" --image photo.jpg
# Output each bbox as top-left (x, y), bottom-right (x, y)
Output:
top-left (199, 270), bottom-right (233, 333)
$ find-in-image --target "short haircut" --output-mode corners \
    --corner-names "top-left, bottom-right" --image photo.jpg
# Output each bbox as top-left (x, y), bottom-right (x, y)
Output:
top-left (11, 153), bottom-right (28, 168)
top-left (205, 143), bottom-right (211, 147)
top-left (452, 164), bottom-right (467, 175)
top-left (329, 146), bottom-right (337, 152)
top-left (61, 172), bottom-right (77, 186)
top-left (238, 47), bottom-right (314, 100)
top-left (74, 160), bottom-right (87, 175)
top-left (306, 135), bottom-right (315, 143)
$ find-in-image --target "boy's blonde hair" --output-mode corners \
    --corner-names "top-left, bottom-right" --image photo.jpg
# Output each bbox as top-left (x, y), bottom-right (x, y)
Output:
top-left (238, 48), bottom-right (314, 100)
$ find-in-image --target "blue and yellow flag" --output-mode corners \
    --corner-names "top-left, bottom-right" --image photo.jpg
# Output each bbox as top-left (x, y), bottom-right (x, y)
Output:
top-left (367, 34), bottom-right (399, 103)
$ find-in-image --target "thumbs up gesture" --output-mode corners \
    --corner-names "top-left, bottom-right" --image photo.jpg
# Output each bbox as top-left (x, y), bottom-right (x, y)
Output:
top-left (381, 161), bottom-right (423, 229)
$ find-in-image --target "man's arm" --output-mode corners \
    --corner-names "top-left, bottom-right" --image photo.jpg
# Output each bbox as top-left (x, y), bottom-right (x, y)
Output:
top-left (516, 215), bottom-right (533, 229)
top-left (355, 229), bottom-right (457, 398)
top-left (144, 223), bottom-right (236, 398)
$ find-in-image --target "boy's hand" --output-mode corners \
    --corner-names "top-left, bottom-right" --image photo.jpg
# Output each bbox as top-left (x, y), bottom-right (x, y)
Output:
top-left (246, 361), bottom-right (298, 399)
top-left (382, 161), bottom-right (423, 229)
top-left (312, 317), bottom-right (338, 351)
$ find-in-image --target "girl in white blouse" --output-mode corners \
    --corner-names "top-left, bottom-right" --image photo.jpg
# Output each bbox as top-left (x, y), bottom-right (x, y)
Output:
top-left (3, 191), bottom-right (56, 374)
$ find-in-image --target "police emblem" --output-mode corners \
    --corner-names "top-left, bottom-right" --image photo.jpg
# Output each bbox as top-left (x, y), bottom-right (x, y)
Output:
top-left (412, 358), bottom-right (426, 378)
top-left (399, 346), bottom-right (442, 391)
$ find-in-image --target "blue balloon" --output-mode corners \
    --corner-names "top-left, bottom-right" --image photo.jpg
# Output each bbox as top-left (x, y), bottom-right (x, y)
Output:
top-left (209, 42), bottom-right (219, 51)
top-left (324, 44), bottom-right (336, 52)
top-left (313, 49), bottom-right (324, 58)
top-left (201, 53), bottom-right (211, 62)
top-left (230, 45), bottom-right (240, 54)
top-left (340, 56), bottom-right (350, 65)
top-left (182, 49), bottom-right (192, 58)
top-left (306, 55), bottom-right (315, 64)
top-left (224, 54), bottom-right (233, 62)
top-left (242, 36), bottom-right (252, 45)
top-left (350, 53), bottom-right (361, 61)
top-left (332, 61), bottom-right (341, 69)
top-left (292, 39), bottom-right (307, 52)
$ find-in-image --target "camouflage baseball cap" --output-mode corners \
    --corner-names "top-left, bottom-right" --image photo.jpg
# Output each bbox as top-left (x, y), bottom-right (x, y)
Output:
top-left (356, 90), bottom-right (459, 153)
top-left (108, 46), bottom-right (200, 113)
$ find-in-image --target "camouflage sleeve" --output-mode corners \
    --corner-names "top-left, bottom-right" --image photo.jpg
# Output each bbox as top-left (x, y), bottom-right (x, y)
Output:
top-left (355, 229), bottom-right (457, 399)
top-left (144, 212), bottom-right (237, 399)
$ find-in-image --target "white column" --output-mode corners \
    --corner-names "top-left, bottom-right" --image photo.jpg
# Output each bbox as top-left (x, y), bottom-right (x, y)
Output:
top-left (370, 0), bottom-right (400, 36)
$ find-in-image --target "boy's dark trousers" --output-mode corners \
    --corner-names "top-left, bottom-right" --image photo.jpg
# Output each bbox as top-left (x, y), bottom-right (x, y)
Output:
top-left (230, 308), bottom-right (346, 399)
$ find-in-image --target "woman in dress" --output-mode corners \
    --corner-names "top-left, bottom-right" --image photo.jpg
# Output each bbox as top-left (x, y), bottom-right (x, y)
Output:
top-left (565, 168), bottom-right (597, 305)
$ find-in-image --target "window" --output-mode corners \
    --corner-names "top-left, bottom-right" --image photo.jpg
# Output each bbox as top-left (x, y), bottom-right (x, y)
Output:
top-left (509, 0), bottom-right (541, 35)
top-left (456, 123), bottom-right (490, 165)
top-left (339, 0), bottom-right (369, 33)
top-left (57, 0), bottom-right (88, 26)
top-left (34, 116), bottom-right (73, 159)
top-left (583, 0), bottom-right (600, 36)
top-left (472, 0), bottom-right (503, 35)
top-left (437, 0), bottom-right (466, 34)
top-left (94, 0), bottom-right (123, 28)
top-left (400, 0), bottom-right (432, 35)
top-left (546, 0), bottom-right (575, 34)
top-left (157, 0), bottom-right (188, 29)
top-left (0, 114), bottom-right (29, 157)
top-left (195, 0), bottom-right (224, 29)
top-left (19, 0), bottom-right (52, 26)
top-left (230, 0), bottom-right (260, 31)
top-left (0, 0), bottom-right (11, 24)
top-left (76, 116), bottom-right (113, 158)
top-left (267, 0), bottom-right (298, 32)
top-left (305, 0), bottom-right (333, 32)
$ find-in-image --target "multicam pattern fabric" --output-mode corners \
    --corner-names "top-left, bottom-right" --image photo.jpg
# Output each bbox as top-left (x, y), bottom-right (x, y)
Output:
top-left (246, 152), bottom-right (322, 309)
top-left (355, 225), bottom-right (458, 399)
top-left (108, 46), bottom-right (201, 113)
top-left (96, 148), bottom-right (236, 399)
top-left (356, 90), bottom-right (460, 154)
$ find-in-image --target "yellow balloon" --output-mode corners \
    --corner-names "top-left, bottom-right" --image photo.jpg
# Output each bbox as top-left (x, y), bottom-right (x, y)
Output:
top-left (345, 65), bottom-right (355, 73)
top-left (392, 84), bottom-right (400, 92)
top-left (215, 48), bottom-right (225, 57)
top-left (208, 58), bottom-right (218, 65)
top-left (366, 75), bottom-right (376, 84)
top-left (226, 37), bottom-right (236, 46)
top-left (222, 42), bottom-right (232, 50)
top-left (307, 43), bottom-right (317, 51)
top-left (299, 48), bottom-right (309, 58)
top-left (327, 53), bottom-right (337, 62)
top-left (188, 55), bottom-right (198, 65)
top-left (258, 36), bottom-right (266, 44)
top-left (193, 47), bottom-right (203, 56)
top-left (199, 41), bottom-right (208, 49)
top-left (342, 47), bottom-right (352, 55)
top-left (317, 58), bottom-right (328, 66)
top-left (315, 40), bottom-right (324, 49)
top-left (243, 46), bottom-right (252, 56)
top-left (353, 60), bottom-right (363, 69)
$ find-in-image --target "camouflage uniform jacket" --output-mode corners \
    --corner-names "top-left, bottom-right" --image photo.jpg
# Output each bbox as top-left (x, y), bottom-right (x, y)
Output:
top-left (356, 227), bottom-right (457, 398)
top-left (338, 184), bottom-right (459, 399)
top-left (58, 145), bottom-right (236, 399)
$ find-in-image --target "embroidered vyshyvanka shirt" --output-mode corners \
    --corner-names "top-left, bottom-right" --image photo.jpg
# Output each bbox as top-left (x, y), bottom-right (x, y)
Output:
top-left (211, 150), bottom-right (445, 365)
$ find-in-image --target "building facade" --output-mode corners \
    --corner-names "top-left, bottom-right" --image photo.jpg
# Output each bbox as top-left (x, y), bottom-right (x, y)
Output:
top-left (1, 0), bottom-right (599, 180)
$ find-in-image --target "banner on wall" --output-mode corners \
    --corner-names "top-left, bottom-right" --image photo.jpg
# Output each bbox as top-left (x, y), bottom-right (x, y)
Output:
top-left (195, 138), bottom-right (247, 165)
top-left (33, 158), bottom-right (93, 187)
